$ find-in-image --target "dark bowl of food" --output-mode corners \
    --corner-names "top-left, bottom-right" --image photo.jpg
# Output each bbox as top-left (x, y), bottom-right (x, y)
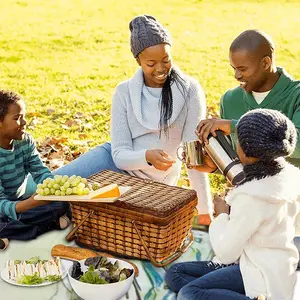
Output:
top-left (68, 256), bottom-right (134, 300)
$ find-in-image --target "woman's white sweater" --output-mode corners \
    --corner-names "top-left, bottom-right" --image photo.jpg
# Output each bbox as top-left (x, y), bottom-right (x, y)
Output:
top-left (110, 67), bottom-right (212, 214)
top-left (209, 163), bottom-right (300, 299)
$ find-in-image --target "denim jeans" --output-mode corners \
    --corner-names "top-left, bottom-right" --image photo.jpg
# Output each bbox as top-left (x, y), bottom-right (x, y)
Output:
top-left (0, 201), bottom-right (70, 240)
top-left (165, 261), bottom-right (253, 300)
top-left (54, 142), bottom-right (126, 177)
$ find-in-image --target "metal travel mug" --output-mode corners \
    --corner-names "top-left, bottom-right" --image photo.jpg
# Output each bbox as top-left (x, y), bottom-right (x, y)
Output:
top-left (177, 140), bottom-right (203, 166)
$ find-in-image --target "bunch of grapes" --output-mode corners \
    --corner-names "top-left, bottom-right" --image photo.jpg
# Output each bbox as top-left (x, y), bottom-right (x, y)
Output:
top-left (36, 175), bottom-right (90, 196)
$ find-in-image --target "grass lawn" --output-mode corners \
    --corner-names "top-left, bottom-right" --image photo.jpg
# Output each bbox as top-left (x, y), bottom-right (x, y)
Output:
top-left (1, 0), bottom-right (300, 191)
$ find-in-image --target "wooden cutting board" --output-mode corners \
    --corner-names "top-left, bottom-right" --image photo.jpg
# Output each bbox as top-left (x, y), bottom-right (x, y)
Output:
top-left (34, 186), bottom-right (131, 203)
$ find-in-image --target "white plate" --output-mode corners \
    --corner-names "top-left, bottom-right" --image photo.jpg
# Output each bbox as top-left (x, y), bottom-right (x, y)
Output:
top-left (34, 186), bottom-right (131, 203)
top-left (0, 265), bottom-right (67, 287)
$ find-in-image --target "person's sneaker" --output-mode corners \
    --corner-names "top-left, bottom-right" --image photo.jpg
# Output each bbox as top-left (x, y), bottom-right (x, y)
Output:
top-left (59, 215), bottom-right (71, 230)
top-left (0, 238), bottom-right (9, 251)
top-left (192, 213), bottom-right (212, 231)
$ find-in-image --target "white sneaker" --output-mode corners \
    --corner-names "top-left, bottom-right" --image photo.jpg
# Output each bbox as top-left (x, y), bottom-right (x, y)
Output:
top-left (0, 238), bottom-right (9, 250)
top-left (59, 215), bottom-right (71, 230)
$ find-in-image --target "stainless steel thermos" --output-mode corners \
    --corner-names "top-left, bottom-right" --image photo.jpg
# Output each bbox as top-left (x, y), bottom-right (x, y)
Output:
top-left (204, 131), bottom-right (245, 185)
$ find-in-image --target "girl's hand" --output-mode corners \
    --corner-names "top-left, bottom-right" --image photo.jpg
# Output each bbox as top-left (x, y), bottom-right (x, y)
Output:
top-left (213, 194), bottom-right (230, 217)
top-left (146, 149), bottom-right (176, 171)
top-left (190, 148), bottom-right (218, 173)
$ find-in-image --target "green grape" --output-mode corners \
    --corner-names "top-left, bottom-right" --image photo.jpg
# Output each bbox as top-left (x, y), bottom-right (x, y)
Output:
top-left (77, 188), bottom-right (84, 195)
top-left (50, 188), bottom-right (55, 194)
top-left (92, 183), bottom-right (101, 191)
top-left (36, 188), bottom-right (43, 195)
top-left (60, 186), bottom-right (66, 192)
top-left (63, 181), bottom-right (70, 188)
top-left (39, 189), bottom-right (45, 196)
top-left (66, 188), bottom-right (72, 195)
top-left (62, 175), bottom-right (69, 183)
top-left (71, 180), bottom-right (78, 187)
top-left (37, 184), bottom-right (43, 189)
top-left (83, 187), bottom-right (90, 195)
top-left (54, 175), bottom-right (62, 182)
top-left (60, 191), bottom-right (66, 196)
top-left (48, 182), bottom-right (53, 188)
top-left (81, 178), bottom-right (88, 185)
top-left (69, 175), bottom-right (77, 181)
top-left (43, 178), bottom-right (51, 185)
top-left (55, 190), bottom-right (61, 196)
top-left (72, 187), bottom-right (78, 194)
top-left (44, 188), bottom-right (50, 195)
top-left (53, 183), bottom-right (60, 190)
top-left (42, 183), bottom-right (48, 188)
top-left (78, 182), bottom-right (85, 189)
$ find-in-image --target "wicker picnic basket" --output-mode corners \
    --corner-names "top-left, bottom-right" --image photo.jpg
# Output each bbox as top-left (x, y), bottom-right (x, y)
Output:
top-left (66, 170), bottom-right (197, 267)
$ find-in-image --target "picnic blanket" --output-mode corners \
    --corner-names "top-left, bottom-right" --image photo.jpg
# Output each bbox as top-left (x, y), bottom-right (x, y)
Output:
top-left (0, 228), bottom-right (299, 299)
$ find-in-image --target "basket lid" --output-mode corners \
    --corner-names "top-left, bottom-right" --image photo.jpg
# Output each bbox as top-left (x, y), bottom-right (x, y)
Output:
top-left (88, 170), bottom-right (197, 218)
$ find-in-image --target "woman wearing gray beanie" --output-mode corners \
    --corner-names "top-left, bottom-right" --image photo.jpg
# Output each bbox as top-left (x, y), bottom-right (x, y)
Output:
top-left (52, 15), bottom-right (213, 225)
top-left (166, 109), bottom-right (300, 299)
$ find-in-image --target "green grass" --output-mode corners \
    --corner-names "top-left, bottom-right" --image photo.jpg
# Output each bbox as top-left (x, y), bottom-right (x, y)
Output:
top-left (1, 0), bottom-right (300, 192)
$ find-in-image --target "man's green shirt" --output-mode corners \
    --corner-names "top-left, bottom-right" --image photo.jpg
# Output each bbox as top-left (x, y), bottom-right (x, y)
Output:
top-left (221, 67), bottom-right (300, 167)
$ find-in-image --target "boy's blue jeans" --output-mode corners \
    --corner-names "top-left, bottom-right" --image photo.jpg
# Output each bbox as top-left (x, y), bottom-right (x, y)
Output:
top-left (165, 261), bottom-right (254, 300)
top-left (0, 163), bottom-right (71, 241)
top-left (0, 201), bottom-right (70, 241)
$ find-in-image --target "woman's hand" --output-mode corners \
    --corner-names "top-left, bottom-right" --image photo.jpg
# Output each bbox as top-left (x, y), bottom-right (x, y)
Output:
top-left (213, 194), bottom-right (230, 217)
top-left (146, 149), bottom-right (176, 171)
top-left (15, 195), bottom-right (52, 213)
top-left (196, 118), bottom-right (231, 145)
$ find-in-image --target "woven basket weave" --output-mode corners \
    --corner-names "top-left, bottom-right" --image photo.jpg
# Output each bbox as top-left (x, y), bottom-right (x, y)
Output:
top-left (66, 170), bottom-right (197, 267)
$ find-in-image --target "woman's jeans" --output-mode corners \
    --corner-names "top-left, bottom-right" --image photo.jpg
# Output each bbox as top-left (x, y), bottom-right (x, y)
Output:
top-left (54, 142), bottom-right (125, 177)
top-left (165, 261), bottom-right (253, 300)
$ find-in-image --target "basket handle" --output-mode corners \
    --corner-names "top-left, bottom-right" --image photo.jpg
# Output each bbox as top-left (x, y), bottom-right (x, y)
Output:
top-left (65, 210), bottom-right (94, 242)
top-left (132, 221), bottom-right (194, 267)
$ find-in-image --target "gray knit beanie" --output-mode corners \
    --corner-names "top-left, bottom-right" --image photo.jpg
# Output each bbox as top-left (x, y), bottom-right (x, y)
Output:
top-left (129, 15), bottom-right (172, 58)
top-left (237, 109), bottom-right (297, 160)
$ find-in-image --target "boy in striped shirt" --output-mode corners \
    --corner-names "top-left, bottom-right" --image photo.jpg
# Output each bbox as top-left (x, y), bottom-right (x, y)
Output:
top-left (0, 90), bottom-right (70, 250)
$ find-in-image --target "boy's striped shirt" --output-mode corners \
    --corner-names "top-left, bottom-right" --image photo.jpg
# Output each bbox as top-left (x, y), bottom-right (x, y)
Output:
top-left (0, 133), bottom-right (52, 220)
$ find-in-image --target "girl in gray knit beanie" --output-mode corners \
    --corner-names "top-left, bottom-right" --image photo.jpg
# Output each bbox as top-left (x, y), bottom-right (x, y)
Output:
top-left (166, 108), bottom-right (300, 299)
top-left (236, 108), bottom-right (297, 183)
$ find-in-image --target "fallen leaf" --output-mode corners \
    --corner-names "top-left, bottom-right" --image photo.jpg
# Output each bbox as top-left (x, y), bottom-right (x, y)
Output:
top-left (74, 112), bottom-right (85, 118)
top-left (79, 133), bottom-right (88, 139)
top-left (65, 119), bottom-right (75, 127)
top-left (47, 108), bottom-right (55, 115)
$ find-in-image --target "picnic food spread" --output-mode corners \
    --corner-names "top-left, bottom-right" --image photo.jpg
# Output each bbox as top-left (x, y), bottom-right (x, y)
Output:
top-left (34, 174), bottom-right (123, 202)
top-left (36, 175), bottom-right (120, 197)
top-left (6, 256), bottom-right (63, 285)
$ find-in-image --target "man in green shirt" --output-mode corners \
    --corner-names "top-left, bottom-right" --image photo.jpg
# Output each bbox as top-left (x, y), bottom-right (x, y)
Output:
top-left (197, 29), bottom-right (300, 167)
top-left (196, 29), bottom-right (300, 266)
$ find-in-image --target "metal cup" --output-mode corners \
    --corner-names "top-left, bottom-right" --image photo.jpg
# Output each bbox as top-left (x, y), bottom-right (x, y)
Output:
top-left (177, 140), bottom-right (203, 166)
